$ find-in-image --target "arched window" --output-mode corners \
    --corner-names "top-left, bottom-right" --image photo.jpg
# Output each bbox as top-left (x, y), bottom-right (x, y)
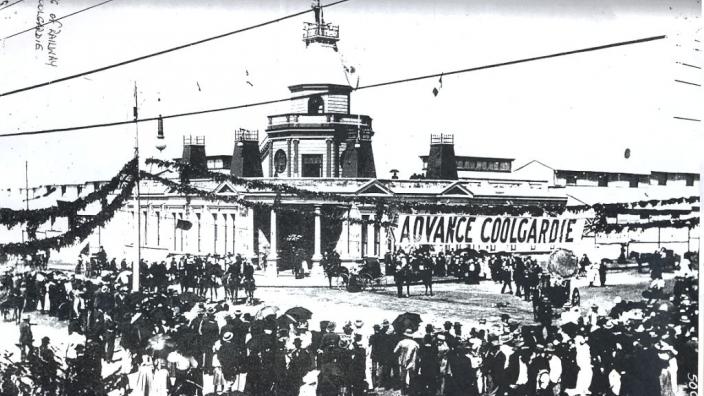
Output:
top-left (308, 95), bottom-right (324, 114)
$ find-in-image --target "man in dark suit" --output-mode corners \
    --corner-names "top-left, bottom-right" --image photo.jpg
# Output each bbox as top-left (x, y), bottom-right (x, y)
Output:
top-left (485, 338), bottom-right (509, 396)
top-left (198, 309), bottom-right (220, 373)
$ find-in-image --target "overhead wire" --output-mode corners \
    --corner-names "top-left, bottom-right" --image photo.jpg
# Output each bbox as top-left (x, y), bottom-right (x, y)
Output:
top-left (0, 0), bottom-right (350, 98)
top-left (2, 0), bottom-right (116, 40)
top-left (0, 0), bottom-right (23, 12)
top-left (0, 34), bottom-right (667, 139)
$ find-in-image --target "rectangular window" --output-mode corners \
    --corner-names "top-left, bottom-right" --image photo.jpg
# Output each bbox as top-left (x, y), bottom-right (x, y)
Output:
top-left (374, 223), bottom-right (380, 256)
top-left (302, 154), bottom-right (323, 177)
top-left (213, 214), bottom-right (218, 254)
top-left (231, 214), bottom-right (237, 253)
top-left (598, 177), bottom-right (608, 187)
top-left (361, 215), bottom-right (369, 256)
top-left (173, 213), bottom-right (177, 251)
top-left (630, 178), bottom-right (639, 188)
top-left (196, 213), bottom-right (201, 252)
top-left (143, 211), bottom-right (148, 245)
top-left (179, 213), bottom-right (184, 251)
top-left (223, 213), bottom-right (228, 255)
top-left (566, 175), bottom-right (577, 185)
top-left (155, 211), bottom-right (160, 246)
top-left (61, 186), bottom-right (66, 195)
top-left (686, 175), bottom-right (695, 186)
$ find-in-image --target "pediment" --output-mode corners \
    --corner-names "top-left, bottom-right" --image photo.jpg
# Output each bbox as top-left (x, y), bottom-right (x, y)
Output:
top-left (356, 180), bottom-right (393, 196)
top-left (214, 182), bottom-right (237, 195)
top-left (440, 182), bottom-right (473, 197)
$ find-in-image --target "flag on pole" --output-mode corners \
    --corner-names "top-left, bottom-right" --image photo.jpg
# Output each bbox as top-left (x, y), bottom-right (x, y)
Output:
top-left (176, 220), bottom-right (192, 230)
top-left (432, 73), bottom-right (444, 97)
top-left (80, 243), bottom-right (90, 256)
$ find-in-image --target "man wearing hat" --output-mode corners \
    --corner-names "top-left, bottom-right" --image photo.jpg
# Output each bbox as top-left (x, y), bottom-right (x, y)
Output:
top-left (198, 308), bottom-right (219, 373)
top-left (394, 328), bottom-right (419, 395)
top-left (485, 333), bottom-right (510, 396)
top-left (38, 336), bottom-right (57, 393)
top-left (369, 324), bottom-right (383, 389)
top-left (18, 314), bottom-right (33, 361)
top-left (320, 321), bottom-right (341, 352)
top-left (288, 337), bottom-right (312, 394)
top-left (377, 319), bottom-right (396, 388)
top-left (453, 322), bottom-right (463, 339)
top-left (349, 333), bottom-right (367, 396)
top-left (394, 264), bottom-right (405, 298)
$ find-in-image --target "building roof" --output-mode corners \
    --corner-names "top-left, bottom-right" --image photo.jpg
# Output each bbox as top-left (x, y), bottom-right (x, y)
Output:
top-left (288, 41), bottom-right (351, 88)
top-left (561, 185), bottom-right (700, 206)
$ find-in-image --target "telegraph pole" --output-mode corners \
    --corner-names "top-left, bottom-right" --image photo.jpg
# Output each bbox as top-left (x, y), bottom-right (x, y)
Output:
top-left (132, 82), bottom-right (141, 292)
top-left (22, 161), bottom-right (28, 243)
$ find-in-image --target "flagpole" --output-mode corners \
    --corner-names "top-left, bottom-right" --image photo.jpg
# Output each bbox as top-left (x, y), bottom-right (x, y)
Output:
top-left (132, 82), bottom-right (141, 293)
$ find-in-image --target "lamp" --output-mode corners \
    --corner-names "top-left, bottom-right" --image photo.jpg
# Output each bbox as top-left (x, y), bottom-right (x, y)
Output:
top-left (155, 115), bottom-right (166, 152)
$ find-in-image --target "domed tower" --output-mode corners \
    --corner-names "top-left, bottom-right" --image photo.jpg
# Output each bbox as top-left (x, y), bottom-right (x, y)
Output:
top-left (261, 0), bottom-right (376, 179)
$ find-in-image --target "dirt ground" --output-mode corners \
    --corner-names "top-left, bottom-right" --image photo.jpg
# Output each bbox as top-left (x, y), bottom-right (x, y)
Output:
top-left (0, 269), bottom-right (676, 395)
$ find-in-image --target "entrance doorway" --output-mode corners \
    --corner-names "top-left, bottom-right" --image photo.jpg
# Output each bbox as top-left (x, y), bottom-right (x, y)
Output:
top-left (302, 154), bottom-right (323, 177)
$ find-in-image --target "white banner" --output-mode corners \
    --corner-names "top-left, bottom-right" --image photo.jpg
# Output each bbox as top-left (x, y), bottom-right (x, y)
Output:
top-left (394, 214), bottom-right (585, 252)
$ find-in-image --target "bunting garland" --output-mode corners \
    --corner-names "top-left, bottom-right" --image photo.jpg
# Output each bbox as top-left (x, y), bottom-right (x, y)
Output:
top-left (140, 171), bottom-right (397, 228)
top-left (0, 158), bottom-right (138, 228)
top-left (566, 195), bottom-right (700, 214)
top-left (0, 175), bottom-right (137, 256)
top-left (145, 158), bottom-right (563, 217)
top-left (598, 217), bottom-right (700, 234)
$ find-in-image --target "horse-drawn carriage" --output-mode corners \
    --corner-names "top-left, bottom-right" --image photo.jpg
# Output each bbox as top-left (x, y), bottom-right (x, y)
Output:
top-left (329, 257), bottom-right (386, 292)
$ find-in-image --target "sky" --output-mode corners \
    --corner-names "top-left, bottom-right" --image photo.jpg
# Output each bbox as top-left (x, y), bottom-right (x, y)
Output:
top-left (0, 0), bottom-right (701, 187)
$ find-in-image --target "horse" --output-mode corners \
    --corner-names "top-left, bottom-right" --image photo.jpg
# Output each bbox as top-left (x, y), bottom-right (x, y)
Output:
top-left (222, 272), bottom-right (242, 303)
top-left (421, 266), bottom-right (434, 296)
top-left (197, 274), bottom-right (210, 298)
top-left (180, 267), bottom-right (197, 293)
top-left (242, 277), bottom-right (255, 305)
top-left (207, 273), bottom-right (221, 301)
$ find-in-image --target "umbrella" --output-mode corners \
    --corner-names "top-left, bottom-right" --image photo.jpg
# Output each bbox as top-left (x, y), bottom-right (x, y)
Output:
top-left (392, 312), bottom-right (422, 333)
top-left (255, 305), bottom-right (279, 320)
top-left (148, 334), bottom-right (175, 352)
top-left (178, 292), bottom-right (205, 308)
top-left (546, 248), bottom-right (578, 278)
top-left (284, 307), bottom-right (313, 322)
top-left (277, 313), bottom-right (298, 328)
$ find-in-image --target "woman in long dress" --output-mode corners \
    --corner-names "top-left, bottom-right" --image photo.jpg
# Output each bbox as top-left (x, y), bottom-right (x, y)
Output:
top-left (134, 354), bottom-right (155, 396)
top-left (152, 358), bottom-right (170, 396)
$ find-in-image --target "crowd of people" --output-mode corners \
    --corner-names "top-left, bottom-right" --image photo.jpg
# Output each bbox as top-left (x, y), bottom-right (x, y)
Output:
top-left (0, 244), bottom-right (698, 396)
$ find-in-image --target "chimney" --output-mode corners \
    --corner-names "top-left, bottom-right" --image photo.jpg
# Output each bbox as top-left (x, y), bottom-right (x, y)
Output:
top-left (426, 134), bottom-right (457, 180)
top-left (231, 129), bottom-right (263, 177)
top-left (181, 136), bottom-right (208, 178)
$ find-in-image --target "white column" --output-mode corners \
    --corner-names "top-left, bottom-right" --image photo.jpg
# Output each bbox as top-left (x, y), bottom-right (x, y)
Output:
top-left (311, 205), bottom-right (323, 275)
top-left (267, 209), bottom-right (278, 277)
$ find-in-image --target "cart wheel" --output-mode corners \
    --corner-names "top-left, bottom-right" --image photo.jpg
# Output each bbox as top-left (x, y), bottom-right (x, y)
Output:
top-left (336, 273), bottom-right (349, 291)
top-left (571, 289), bottom-right (580, 306)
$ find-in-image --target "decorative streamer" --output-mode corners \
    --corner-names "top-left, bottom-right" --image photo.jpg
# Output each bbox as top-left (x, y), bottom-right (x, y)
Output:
top-left (0, 158), bottom-right (137, 228)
